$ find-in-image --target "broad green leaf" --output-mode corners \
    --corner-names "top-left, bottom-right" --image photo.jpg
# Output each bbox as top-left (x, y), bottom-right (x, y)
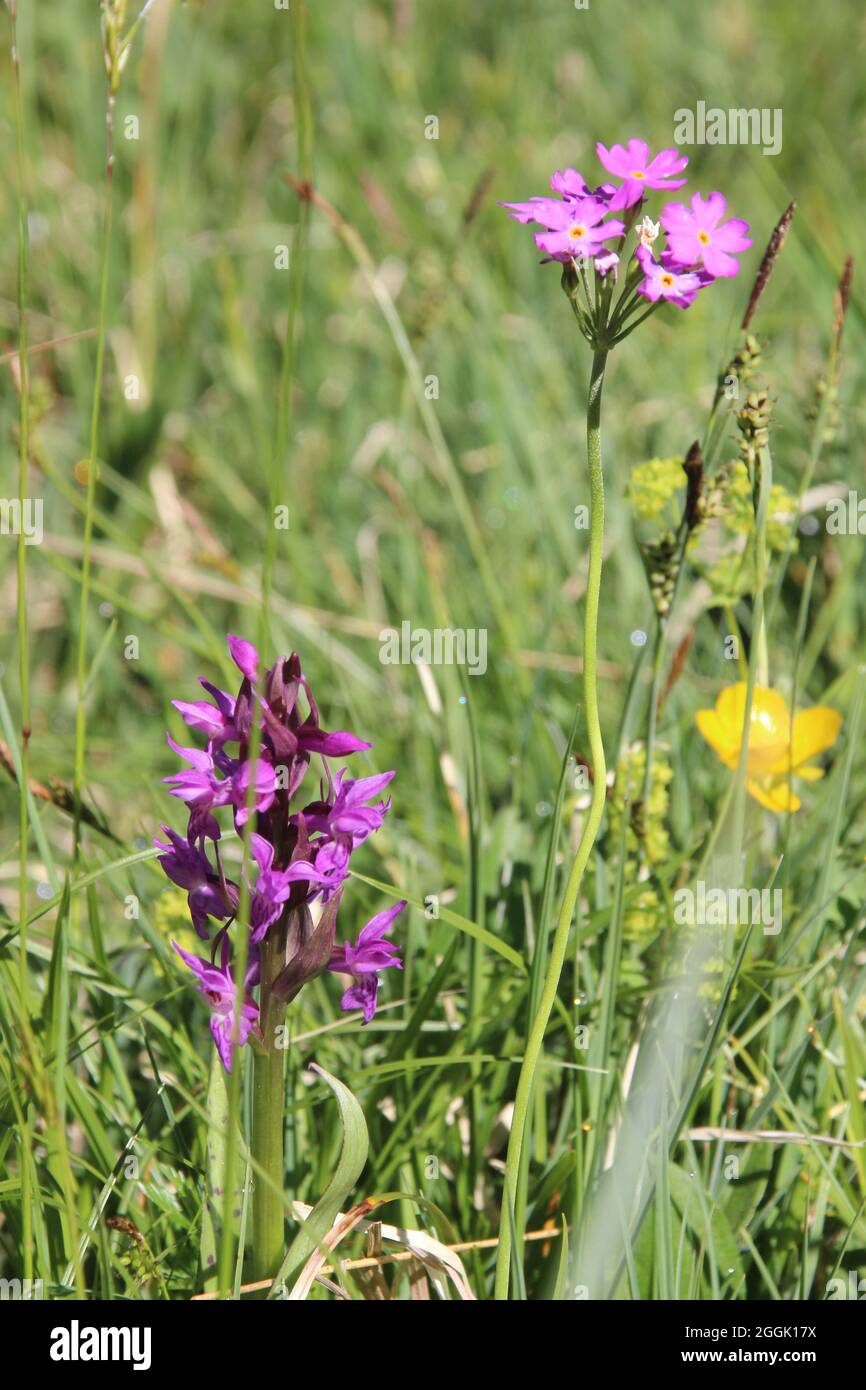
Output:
top-left (669, 1163), bottom-right (744, 1287)
top-left (200, 1049), bottom-right (230, 1291)
top-left (269, 1064), bottom-right (369, 1297)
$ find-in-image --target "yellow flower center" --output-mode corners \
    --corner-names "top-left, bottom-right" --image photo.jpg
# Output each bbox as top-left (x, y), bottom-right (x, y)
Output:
top-left (569, 224), bottom-right (587, 239)
top-left (698, 230), bottom-right (711, 245)
top-left (630, 170), bottom-right (646, 179)
top-left (660, 273), bottom-right (674, 288)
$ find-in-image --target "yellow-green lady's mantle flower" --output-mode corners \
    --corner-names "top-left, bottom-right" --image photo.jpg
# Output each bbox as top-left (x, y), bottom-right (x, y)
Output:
top-left (696, 682), bottom-right (842, 813)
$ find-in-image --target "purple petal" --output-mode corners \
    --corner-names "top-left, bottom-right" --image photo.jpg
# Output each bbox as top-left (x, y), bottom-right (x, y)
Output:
top-left (210, 1015), bottom-right (235, 1071)
top-left (357, 899), bottom-right (408, 944)
top-left (227, 634), bottom-right (260, 682)
top-left (343, 769), bottom-right (396, 805)
top-left (339, 975), bottom-right (379, 1024)
top-left (249, 832), bottom-right (275, 876)
top-left (172, 700), bottom-right (226, 737)
top-left (166, 734), bottom-right (212, 771)
top-left (301, 728), bottom-right (373, 757)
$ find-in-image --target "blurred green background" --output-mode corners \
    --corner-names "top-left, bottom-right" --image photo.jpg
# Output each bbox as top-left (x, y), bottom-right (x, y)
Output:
top-left (1, 0), bottom-right (863, 828)
top-left (1, 0), bottom-right (864, 1299)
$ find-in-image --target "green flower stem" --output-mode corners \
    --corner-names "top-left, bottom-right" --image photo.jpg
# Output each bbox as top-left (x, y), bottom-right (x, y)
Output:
top-left (495, 347), bottom-right (609, 1299)
top-left (251, 932), bottom-right (287, 1284)
top-left (608, 301), bottom-right (659, 346)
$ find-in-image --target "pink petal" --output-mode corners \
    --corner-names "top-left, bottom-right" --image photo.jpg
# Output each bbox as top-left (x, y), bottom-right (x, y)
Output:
top-left (714, 219), bottom-right (752, 253)
top-left (646, 148), bottom-right (688, 176)
top-left (692, 192), bottom-right (727, 229)
top-left (702, 246), bottom-right (741, 278)
top-left (227, 634), bottom-right (259, 682)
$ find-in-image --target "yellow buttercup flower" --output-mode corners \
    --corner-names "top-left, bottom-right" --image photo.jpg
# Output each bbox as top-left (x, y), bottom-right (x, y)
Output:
top-left (696, 682), bottom-right (842, 813)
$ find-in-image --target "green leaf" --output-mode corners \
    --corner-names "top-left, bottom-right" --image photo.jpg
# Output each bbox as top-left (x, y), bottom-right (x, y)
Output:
top-left (552, 1218), bottom-right (570, 1300)
top-left (199, 1048), bottom-right (230, 1292)
top-left (832, 991), bottom-right (866, 1192)
top-left (269, 1064), bottom-right (369, 1297)
top-left (46, 879), bottom-right (72, 1117)
top-left (669, 1164), bottom-right (744, 1288)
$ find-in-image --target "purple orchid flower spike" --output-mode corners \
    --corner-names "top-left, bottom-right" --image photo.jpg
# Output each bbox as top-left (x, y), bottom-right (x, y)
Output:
top-left (159, 633), bottom-right (403, 1076)
top-left (328, 899), bottom-right (406, 1024)
top-left (173, 935), bottom-right (260, 1071)
top-left (158, 633), bottom-right (408, 1271)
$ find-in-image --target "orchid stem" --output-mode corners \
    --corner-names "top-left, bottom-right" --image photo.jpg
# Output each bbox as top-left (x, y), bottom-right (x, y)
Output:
top-left (251, 933), bottom-right (287, 1284)
top-left (494, 348), bottom-right (609, 1299)
top-left (248, 0), bottom-right (310, 1284)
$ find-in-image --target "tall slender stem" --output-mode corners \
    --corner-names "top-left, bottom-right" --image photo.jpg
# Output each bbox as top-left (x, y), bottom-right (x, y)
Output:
top-left (245, 3), bottom-right (313, 1287)
top-left (251, 932), bottom-right (287, 1283)
top-left (217, 723), bottom-right (263, 1294)
top-left (495, 348), bottom-right (609, 1299)
top-left (11, 1), bottom-right (31, 1015)
top-left (10, 0), bottom-right (34, 1283)
top-left (72, 75), bottom-right (115, 856)
top-left (259, 0), bottom-right (311, 649)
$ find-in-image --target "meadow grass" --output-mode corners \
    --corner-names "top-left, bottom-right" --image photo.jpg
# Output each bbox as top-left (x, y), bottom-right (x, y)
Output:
top-left (1, 0), bottom-right (865, 1300)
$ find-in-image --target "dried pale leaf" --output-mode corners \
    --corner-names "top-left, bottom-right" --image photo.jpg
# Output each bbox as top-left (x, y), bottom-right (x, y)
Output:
top-left (289, 1200), bottom-right (378, 1301)
top-left (290, 1199), bottom-right (476, 1300)
top-left (408, 1259), bottom-right (431, 1300)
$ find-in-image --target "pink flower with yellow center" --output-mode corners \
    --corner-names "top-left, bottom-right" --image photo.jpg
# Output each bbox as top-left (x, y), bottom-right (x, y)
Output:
top-left (660, 192), bottom-right (752, 278)
top-left (501, 193), bottom-right (624, 262)
top-left (596, 139), bottom-right (688, 209)
top-left (695, 683), bottom-right (842, 813)
top-left (530, 195), bottom-right (626, 262)
top-left (636, 245), bottom-right (705, 309)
